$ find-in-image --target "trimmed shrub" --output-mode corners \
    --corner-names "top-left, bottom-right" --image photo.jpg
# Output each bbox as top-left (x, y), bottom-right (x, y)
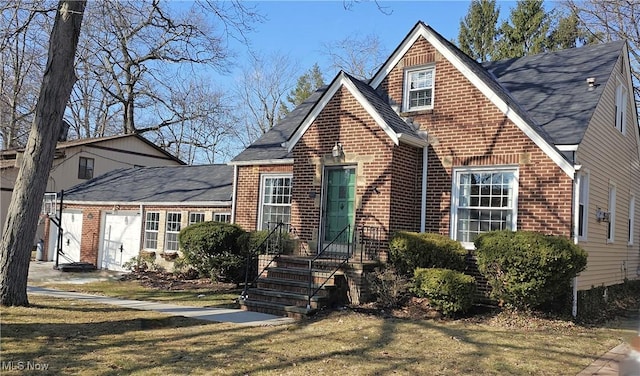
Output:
top-left (365, 267), bottom-right (411, 308)
top-left (411, 268), bottom-right (476, 316)
top-left (179, 221), bottom-right (246, 283)
top-left (389, 232), bottom-right (468, 276)
top-left (474, 230), bottom-right (588, 311)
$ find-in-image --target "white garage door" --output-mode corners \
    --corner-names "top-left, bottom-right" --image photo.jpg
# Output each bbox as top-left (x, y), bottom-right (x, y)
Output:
top-left (57, 210), bottom-right (82, 263)
top-left (99, 211), bottom-right (141, 271)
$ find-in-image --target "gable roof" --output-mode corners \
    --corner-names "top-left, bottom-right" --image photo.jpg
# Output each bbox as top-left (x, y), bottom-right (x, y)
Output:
top-left (230, 88), bottom-right (327, 164)
top-left (63, 164), bottom-right (232, 205)
top-left (0, 133), bottom-right (185, 165)
top-left (483, 40), bottom-right (625, 146)
top-left (285, 72), bottom-right (427, 152)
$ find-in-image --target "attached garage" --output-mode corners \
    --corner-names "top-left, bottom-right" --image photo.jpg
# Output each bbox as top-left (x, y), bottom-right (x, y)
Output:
top-left (99, 211), bottom-right (142, 271)
top-left (47, 209), bottom-right (83, 263)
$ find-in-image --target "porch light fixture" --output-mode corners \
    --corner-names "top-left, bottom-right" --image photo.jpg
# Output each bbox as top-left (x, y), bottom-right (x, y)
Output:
top-left (596, 207), bottom-right (610, 223)
top-left (332, 142), bottom-right (343, 158)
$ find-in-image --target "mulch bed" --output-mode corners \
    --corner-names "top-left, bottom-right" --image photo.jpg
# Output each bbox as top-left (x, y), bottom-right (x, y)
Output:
top-left (119, 270), bottom-right (236, 291)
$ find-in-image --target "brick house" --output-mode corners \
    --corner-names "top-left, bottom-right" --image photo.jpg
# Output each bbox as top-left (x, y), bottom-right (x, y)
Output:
top-left (47, 164), bottom-right (232, 271)
top-left (231, 22), bottom-right (640, 316)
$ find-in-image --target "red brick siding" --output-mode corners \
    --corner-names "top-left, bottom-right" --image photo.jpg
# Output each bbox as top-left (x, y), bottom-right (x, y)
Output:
top-left (379, 37), bottom-right (573, 237)
top-left (291, 86), bottom-right (422, 249)
top-left (389, 143), bottom-right (423, 234)
top-left (234, 164), bottom-right (293, 232)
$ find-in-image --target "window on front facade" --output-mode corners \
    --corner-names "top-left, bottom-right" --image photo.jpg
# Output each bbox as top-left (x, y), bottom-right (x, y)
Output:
top-left (615, 82), bottom-right (627, 134)
top-left (608, 185), bottom-right (616, 243)
top-left (165, 212), bottom-right (182, 252)
top-left (628, 195), bottom-right (635, 246)
top-left (578, 173), bottom-right (589, 239)
top-left (403, 67), bottom-right (434, 112)
top-left (78, 157), bottom-right (94, 179)
top-left (452, 168), bottom-right (518, 247)
top-left (213, 212), bottom-right (231, 223)
top-left (188, 212), bottom-right (205, 225)
top-left (144, 212), bottom-right (160, 249)
top-left (259, 175), bottom-right (292, 230)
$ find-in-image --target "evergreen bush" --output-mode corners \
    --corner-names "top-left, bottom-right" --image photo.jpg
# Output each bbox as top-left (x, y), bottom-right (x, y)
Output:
top-left (411, 268), bottom-right (476, 316)
top-left (389, 232), bottom-right (468, 276)
top-left (178, 221), bottom-right (246, 283)
top-left (474, 230), bottom-right (587, 311)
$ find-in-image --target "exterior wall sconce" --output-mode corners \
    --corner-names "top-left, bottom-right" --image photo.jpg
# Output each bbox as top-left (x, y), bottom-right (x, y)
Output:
top-left (596, 207), bottom-right (610, 223)
top-left (87, 213), bottom-right (94, 219)
top-left (372, 187), bottom-right (380, 194)
top-left (332, 142), bottom-right (344, 158)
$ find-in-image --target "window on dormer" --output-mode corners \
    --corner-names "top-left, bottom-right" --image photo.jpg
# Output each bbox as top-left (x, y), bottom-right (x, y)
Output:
top-left (404, 67), bottom-right (434, 112)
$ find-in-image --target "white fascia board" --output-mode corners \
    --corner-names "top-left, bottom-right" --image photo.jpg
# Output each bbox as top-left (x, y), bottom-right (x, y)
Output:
top-left (227, 158), bottom-right (294, 166)
top-left (398, 133), bottom-right (429, 148)
top-left (287, 72), bottom-right (400, 153)
top-left (63, 200), bottom-right (232, 207)
top-left (371, 23), bottom-right (575, 178)
top-left (556, 145), bottom-right (579, 152)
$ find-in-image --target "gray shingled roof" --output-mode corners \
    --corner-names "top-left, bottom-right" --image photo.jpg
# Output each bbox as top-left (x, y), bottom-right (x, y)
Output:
top-left (483, 40), bottom-right (625, 145)
top-left (232, 21), bottom-right (624, 163)
top-left (231, 87), bottom-right (327, 162)
top-left (345, 72), bottom-right (419, 136)
top-left (63, 164), bottom-right (233, 203)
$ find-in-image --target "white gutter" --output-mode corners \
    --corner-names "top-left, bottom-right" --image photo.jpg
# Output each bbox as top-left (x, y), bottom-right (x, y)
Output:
top-left (228, 158), bottom-right (294, 166)
top-left (420, 145), bottom-right (429, 232)
top-left (63, 200), bottom-right (231, 207)
top-left (231, 165), bottom-right (238, 224)
top-left (138, 203), bottom-right (145, 253)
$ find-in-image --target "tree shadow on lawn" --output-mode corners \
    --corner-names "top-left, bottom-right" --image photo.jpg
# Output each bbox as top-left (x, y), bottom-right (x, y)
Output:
top-left (2, 299), bottom-right (634, 375)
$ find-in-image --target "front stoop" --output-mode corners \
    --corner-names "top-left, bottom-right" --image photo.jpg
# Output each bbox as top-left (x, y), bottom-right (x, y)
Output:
top-left (239, 255), bottom-right (347, 319)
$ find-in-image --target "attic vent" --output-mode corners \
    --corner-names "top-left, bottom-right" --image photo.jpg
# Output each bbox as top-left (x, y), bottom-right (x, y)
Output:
top-left (586, 77), bottom-right (596, 90)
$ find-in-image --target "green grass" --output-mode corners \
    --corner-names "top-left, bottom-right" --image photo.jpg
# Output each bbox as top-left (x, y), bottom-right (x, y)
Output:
top-left (1, 293), bottom-right (637, 376)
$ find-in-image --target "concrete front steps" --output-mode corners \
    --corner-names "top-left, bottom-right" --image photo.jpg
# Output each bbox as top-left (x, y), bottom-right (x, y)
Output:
top-left (239, 255), bottom-right (347, 319)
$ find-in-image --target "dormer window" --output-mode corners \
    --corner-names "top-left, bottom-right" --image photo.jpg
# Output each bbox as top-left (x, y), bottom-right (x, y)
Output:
top-left (403, 66), bottom-right (435, 112)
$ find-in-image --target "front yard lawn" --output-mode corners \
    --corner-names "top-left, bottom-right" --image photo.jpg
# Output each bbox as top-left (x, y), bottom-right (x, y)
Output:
top-left (1, 289), bottom-right (637, 375)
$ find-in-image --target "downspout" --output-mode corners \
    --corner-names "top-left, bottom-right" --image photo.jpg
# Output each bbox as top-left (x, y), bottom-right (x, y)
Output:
top-left (420, 146), bottom-right (428, 233)
top-left (231, 165), bottom-right (238, 224)
top-left (571, 168), bottom-right (582, 318)
top-left (138, 203), bottom-right (145, 253)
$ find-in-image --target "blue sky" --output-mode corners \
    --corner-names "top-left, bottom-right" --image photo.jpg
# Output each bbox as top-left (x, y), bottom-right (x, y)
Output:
top-left (223, 1), bottom-right (521, 80)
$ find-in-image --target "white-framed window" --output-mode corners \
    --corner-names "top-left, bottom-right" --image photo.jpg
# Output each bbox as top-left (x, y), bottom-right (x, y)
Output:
top-left (403, 66), bottom-right (435, 112)
top-left (258, 174), bottom-right (292, 230)
top-left (615, 80), bottom-right (627, 134)
top-left (143, 212), bottom-right (160, 249)
top-left (213, 212), bottom-right (231, 223)
top-left (577, 173), bottom-right (589, 240)
top-left (451, 167), bottom-right (518, 248)
top-left (165, 212), bottom-right (182, 252)
top-left (188, 212), bottom-right (205, 225)
top-left (607, 185), bottom-right (616, 243)
top-left (628, 195), bottom-right (635, 246)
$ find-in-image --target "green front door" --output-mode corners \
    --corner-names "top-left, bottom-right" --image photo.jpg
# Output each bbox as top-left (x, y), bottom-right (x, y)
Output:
top-left (323, 167), bottom-right (356, 243)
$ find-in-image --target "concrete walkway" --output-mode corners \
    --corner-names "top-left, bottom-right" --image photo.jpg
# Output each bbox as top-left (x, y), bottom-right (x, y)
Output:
top-left (27, 261), bottom-right (294, 327)
top-left (27, 287), bottom-right (295, 327)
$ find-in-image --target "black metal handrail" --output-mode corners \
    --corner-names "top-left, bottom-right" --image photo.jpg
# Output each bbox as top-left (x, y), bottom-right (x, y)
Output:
top-left (357, 225), bottom-right (382, 263)
top-left (240, 222), bottom-right (288, 300)
top-left (307, 224), bottom-right (352, 310)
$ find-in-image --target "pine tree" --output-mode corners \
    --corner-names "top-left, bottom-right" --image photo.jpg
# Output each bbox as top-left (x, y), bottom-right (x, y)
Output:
top-left (496, 0), bottom-right (551, 59)
top-left (284, 63), bottom-right (325, 113)
top-left (458, 0), bottom-right (500, 62)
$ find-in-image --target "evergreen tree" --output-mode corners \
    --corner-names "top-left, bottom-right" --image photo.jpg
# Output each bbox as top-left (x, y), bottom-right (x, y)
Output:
top-left (496, 0), bottom-right (551, 59)
top-left (458, 0), bottom-right (500, 62)
top-left (284, 63), bottom-right (325, 113)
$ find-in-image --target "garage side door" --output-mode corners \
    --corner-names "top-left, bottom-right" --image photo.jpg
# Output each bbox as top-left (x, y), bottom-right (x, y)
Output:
top-left (100, 212), bottom-right (141, 271)
top-left (59, 210), bottom-right (82, 263)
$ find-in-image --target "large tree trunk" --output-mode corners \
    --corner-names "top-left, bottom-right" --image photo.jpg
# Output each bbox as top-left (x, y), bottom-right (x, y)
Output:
top-left (0, 0), bottom-right (86, 306)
